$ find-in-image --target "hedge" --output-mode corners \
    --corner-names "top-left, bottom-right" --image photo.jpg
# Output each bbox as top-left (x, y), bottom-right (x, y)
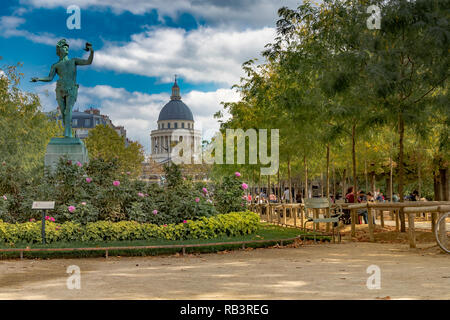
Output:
top-left (0, 211), bottom-right (260, 244)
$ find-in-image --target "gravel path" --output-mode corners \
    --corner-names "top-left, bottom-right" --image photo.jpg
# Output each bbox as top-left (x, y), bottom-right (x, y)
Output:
top-left (0, 242), bottom-right (448, 300)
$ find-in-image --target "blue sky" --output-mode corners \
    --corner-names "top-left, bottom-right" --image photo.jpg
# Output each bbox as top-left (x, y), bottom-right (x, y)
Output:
top-left (0, 0), bottom-right (300, 153)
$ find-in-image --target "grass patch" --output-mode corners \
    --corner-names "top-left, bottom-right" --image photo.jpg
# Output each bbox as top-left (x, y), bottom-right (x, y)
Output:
top-left (0, 223), bottom-right (330, 259)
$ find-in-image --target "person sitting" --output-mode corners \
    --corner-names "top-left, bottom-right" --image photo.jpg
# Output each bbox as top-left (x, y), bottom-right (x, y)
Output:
top-left (357, 191), bottom-right (369, 224)
top-left (392, 193), bottom-right (400, 202)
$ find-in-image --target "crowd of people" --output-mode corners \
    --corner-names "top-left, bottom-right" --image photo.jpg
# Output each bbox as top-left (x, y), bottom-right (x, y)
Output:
top-left (250, 186), bottom-right (423, 225)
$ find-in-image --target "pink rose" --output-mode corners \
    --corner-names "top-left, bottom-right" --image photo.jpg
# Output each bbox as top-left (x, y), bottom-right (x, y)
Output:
top-left (2, 195), bottom-right (6, 200)
top-left (202, 187), bottom-right (208, 194)
top-left (81, 202), bottom-right (87, 206)
top-left (195, 197), bottom-right (200, 203)
top-left (241, 183), bottom-right (248, 190)
top-left (45, 216), bottom-right (49, 220)
top-left (113, 180), bottom-right (120, 186)
top-left (153, 210), bottom-right (158, 215)
top-left (85, 177), bottom-right (92, 183)
top-left (138, 192), bottom-right (145, 197)
top-left (76, 161), bottom-right (82, 167)
top-left (163, 224), bottom-right (167, 227)
top-left (50, 217), bottom-right (55, 222)
top-left (68, 206), bottom-right (76, 213)
top-left (183, 220), bottom-right (187, 223)
top-left (235, 172), bottom-right (241, 177)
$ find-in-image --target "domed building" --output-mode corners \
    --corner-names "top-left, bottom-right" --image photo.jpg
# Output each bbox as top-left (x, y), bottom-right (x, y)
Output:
top-left (150, 78), bottom-right (201, 164)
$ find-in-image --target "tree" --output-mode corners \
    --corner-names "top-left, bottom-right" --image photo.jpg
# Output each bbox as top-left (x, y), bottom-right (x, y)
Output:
top-left (0, 62), bottom-right (60, 175)
top-left (364, 0), bottom-right (449, 230)
top-left (84, 124), bottom-right (145, 177)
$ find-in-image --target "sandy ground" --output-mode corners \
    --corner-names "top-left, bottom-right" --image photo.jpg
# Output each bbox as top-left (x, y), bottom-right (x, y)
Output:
top-left (0, 242), bottom-right (448, 300)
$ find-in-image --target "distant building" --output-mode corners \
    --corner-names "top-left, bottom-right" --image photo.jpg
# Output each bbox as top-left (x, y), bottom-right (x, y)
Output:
top-left (142, 77), bottom-right (208, 183)
top-left (150, 78), bottom-right (201, 164)
top-left (49, 107), bottom-right (128, 142)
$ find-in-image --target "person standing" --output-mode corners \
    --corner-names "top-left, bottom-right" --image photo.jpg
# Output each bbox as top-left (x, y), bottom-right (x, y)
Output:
top-left (282, 188), bottom-right (290, 203)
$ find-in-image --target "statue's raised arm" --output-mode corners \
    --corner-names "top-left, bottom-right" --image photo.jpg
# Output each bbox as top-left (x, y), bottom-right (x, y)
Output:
top-left (74, 42), bottom-right (94, 66)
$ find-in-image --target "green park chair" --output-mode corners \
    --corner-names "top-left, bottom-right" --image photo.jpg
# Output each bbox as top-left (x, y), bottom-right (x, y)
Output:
top-left (303, 197), bottom-right (343, 243)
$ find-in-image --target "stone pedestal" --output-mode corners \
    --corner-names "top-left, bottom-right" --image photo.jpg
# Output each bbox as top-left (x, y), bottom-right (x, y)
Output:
top-left (44, 137), bottom-right (89, 171)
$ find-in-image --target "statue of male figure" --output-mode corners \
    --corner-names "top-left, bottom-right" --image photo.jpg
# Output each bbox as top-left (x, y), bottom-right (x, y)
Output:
top-left (31, 39), bottom-right (94, 138)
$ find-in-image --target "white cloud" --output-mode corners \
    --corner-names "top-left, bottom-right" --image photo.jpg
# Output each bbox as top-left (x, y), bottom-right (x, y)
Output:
top-left (94, 26), bottom-right (275, 85)
top-left (21, 0), bottom-right (301, 28)
top-left (34, 83), bottom-right (240, 154)
top-left (0, 15), bottom-right (85, 49)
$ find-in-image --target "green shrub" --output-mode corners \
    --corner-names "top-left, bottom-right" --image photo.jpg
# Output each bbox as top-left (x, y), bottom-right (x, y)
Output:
top-left (0, 211), bottom-right (259, 244)
top-left (213, 174), bottom-right (247, 214)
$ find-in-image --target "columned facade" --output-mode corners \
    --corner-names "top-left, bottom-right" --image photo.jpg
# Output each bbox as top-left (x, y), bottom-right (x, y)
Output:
top-left (150, 78), bottom-right (201, 164)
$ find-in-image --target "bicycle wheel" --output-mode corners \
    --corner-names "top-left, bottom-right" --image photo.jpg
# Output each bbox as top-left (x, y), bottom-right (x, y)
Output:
top-left (435, 212), bottom-right (449, 254)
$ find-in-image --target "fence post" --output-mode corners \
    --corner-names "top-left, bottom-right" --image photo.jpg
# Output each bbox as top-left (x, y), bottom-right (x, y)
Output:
top-left (380, 209), bottom-right (385, 228)
top-left (283, 205), bottom-right (287, 225)
top-left (408, 213), bottom-right (416, 248)
top-left (293, 206), bottom-right (297, 227)
top-left (431, 212), bottom-right (437, 234)
top-left (368, 206), bottom-right (375, 242)
top-left (351, 209), bottom-right (356, 238)
top-left (300, 206), bottom-right (304, 229)
top-left (326, 208), bottom-right (330, 232)
top-left (395, 209), bottom-right (400, 232)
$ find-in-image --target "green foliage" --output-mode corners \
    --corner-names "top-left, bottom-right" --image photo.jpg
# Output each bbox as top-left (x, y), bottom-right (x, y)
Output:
top-left (0, 211), bottom-right (260, 244)
top-left (213, 174), bottom-right (247, 214)
top-left (217, 0), bottom-right (448, 202)
top-left (0, 62), bottom-right (60, 174)
top-left (57, 202), bottom-right (99, 225)
top-left (0, 195), bottom-right (10, 222)
top-left (84, 124), bottom-right (145, 178)
top-left (1, 158), bottom-right (256, 224)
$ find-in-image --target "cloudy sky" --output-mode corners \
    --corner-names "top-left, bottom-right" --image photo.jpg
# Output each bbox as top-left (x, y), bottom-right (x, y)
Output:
top-left (0, 0), bottom-right (301, 154)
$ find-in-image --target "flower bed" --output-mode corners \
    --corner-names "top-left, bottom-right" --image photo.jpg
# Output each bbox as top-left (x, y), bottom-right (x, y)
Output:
top-left (0, 211), bottom-right (259, 244)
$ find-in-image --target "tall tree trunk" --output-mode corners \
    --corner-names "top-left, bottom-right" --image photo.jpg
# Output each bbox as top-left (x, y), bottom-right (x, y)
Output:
top-left (304, 155), bottom-right (308, 199)
top-left (434, 170), bottom-right (441, 200)
top-left (352, 124), bottom-right (357, 203)
top-left (440, 168), bottom-right (449, 201)
top-left (321, 172), bottom-right (324, 197)
top-left (332, 164), bottom-right (336, 199)
top-left (288, 156), bottom-right (292, 204)
top-left (365, 160), bottom-right (368, 193)
top-left (342, 168), bottom-right (347, 198)
top-left (326, 144), bottom-right (330, 199)
top-left (417, 152), bottom-right (421, 199)
top-left (277, 169), bottom-right (281, 203)
top-left (371, 169), bottom-right (376, 196)
top-left (389, 156), bottom-right (393, 202)
top-left (398, 113), bottom-right (406, 232)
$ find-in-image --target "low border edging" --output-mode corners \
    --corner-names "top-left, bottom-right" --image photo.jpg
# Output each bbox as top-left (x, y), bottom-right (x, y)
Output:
top-left (0, 236), bottom-right (306, 259)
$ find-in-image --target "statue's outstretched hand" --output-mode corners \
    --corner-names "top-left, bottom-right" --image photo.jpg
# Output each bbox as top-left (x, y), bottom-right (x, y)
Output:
top-left (84, 42), bottom-right (93, 52)
top-left (30, 77), bottom-right (39, 82)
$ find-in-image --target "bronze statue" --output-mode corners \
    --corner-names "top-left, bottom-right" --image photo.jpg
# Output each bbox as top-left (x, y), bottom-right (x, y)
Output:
top-left (31, 39), bottom-right (94, 138)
